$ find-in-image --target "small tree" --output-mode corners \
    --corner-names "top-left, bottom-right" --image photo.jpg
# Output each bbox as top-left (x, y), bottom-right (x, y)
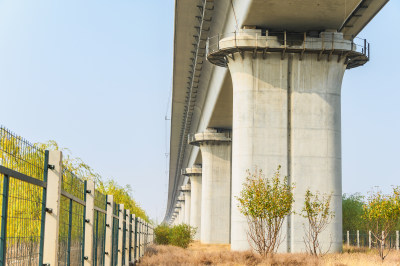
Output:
top-left (362, 187), bottom-right (400, 261)
top-left (342, 193), bottom-right (366, 233)
top-left (237, 166), bottom-right (294, 256)
top-left (154, 224), bottom-right (170, 245)
top-left (301, 189), bottom-right (334, 256)
top-left (169, 224), bottom-right (196, 248)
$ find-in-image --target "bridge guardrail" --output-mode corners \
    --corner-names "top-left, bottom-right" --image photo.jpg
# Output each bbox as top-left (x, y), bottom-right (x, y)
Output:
top-left (206, 31), bottom-right (370, 69)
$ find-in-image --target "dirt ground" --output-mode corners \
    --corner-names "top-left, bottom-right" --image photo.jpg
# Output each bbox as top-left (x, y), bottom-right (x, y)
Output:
top-left (138, 242), bottom-right (400, 265)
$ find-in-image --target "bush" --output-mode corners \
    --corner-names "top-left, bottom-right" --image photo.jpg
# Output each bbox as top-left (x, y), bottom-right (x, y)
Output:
top-left (154, 223), bottom-right (196, 248)
top-left (154, 224), bottom-right (170, 245)
top-left (169, 224), bottom-right (196, 248)
top-left (237, 166), bottom-right (295, 255)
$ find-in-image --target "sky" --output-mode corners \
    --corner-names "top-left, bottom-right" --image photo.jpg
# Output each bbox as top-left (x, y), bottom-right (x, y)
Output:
top-left (0, 1), bottom-right (399, 223)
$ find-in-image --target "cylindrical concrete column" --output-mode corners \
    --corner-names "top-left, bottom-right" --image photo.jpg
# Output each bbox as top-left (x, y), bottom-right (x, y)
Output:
top-left (189, 129), bottom-right (231, 244)
top-left (182, 165), bottom-right (202, 240)
top-left (181, 184), bottom-right (191, 225)
top-left (206, 30), bottom-right (357, 252)
top-left (228, 51), bottom-right (344, 252)
top-left (177, 197), bottom-right (185, 224)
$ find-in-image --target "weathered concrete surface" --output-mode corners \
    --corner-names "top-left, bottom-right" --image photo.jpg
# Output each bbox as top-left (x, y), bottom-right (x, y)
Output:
top-left (183, 165), bottom-right (202, 240)
top-left (227, 40), bottom-right (344, 252)
top-left (43, 151), bottom-right (63, 266)
top-left (178, 196), bottom-right (185, 224)
top-left (189, 129), bottom-right (232, 244)
top-left (182, 184), bottom-right (191, 225)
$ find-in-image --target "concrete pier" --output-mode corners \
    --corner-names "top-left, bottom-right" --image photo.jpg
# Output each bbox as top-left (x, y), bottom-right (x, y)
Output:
top-left (207, 30), bottom-right (355, 252)
top-left (178, 195), bottom-right (185, 224)
top-left (181, 184), bottom-right (191, 225)
top-left (189, 129), bottom-right (232, 244)
top-left (182, 165), bottom-right (202, 240)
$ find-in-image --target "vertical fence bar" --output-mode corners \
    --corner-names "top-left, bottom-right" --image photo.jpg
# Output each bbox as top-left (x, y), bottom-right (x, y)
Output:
top-left (39, 150), bottom-right (50, 265)
top-left (138, 219), bottom-right (142, 259)
top-left (125, 210), bottom-right (130, 264)
top-left (81, 181), bottom-right (87, 266)
top-left (66, 199), bottom-right (73, 266)
top-left (396, 231), bottom-right (399, 250)
top-left (0, 174), bottom-right (9, 266)
top-left (93, 211), bottom-right (98, 266)
top-left (134, 216), bottom-right (138, 262)
top-left (104, 195), bottom-right (113, 266)
top-left (382, 231), bottom-right (385, 250)
top-left (369, 230), bottom-right (372, 249)
top-left (357, 230), bottom-right (360, 248)
top-left (117, 204), bottom-right (124, 266)
top-left (102, 198), bottom-right (107, 266)
top-left (347, 231), bottom-right (349, 246)
top-left (43, 150), bottom-right (63, 265)
top-left (129, 214), bottom-right (133, 263)
top-left (84, 180), bottom-right (95, 265)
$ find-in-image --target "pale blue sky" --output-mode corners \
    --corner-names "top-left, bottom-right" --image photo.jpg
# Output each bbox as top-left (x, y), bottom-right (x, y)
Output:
top-left (0, 1), bottom-right (398, 222)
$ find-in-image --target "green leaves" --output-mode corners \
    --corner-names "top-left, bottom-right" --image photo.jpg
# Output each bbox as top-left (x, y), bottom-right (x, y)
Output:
top-left (362, 187), bottom-right (400, 261)
top-left (39, 140), bottom-right (150, 222)
top-left (301, 189), bottom-right (334, 256)
top-left (154, 223), bottom-right (196, 249)
top-left (237, 166), bottom-right (294, 221)
top-left (236, 166), bottom-right (295, 255)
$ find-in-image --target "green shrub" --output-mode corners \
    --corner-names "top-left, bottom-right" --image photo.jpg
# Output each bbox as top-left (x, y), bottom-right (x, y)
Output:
top-left (169, 224), bottom-right (196, 248)
top-left (154, 223), bottom-right (196, 248)
top-left (154, 224), bottom-right (170, 245)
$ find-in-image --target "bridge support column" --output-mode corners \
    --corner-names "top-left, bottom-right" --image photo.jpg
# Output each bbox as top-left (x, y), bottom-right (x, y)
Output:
top-left (220, 34), bottom-right (345, 252)
top-left (177, 199), bottom-right (185, 224)
top-left (189, 129), bottom-right (231, 244)
top-left (181, 184), bottom-right (191, 225)
top-left (182, 165), bottom-right (202, 240)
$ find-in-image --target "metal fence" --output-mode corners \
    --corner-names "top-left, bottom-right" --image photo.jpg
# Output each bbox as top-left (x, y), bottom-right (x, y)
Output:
top-left (344, 230), bottom-right (400, 250)
top-left (0, 126), bottom-right (154, 266)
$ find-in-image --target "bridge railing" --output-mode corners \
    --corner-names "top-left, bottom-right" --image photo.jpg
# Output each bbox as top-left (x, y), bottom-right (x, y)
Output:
top-left (0, 126), bottom-right (153, 266)
top-left (206, 31), bottom-right (370, 68)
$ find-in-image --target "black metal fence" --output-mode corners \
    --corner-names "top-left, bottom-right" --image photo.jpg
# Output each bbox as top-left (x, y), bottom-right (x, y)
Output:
top-left (0, 126), bottom-right (154, 266)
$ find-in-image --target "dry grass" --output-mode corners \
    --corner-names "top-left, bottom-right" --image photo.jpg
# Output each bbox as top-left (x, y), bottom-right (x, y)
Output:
top-left (138, 243), bottom-right (400, 266)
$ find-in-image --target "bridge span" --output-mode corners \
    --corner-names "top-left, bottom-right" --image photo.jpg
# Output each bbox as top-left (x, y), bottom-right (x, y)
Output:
top-left (165, 0), bottom-right (390, 252)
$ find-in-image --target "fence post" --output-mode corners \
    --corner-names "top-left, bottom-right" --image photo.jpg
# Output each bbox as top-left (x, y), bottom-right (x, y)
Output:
top-left (357, 230), bottom-right (360, 248)
top-left (369, 230), bottom-right (372, 249)
top-left (42, 150), bottom-right (63, 266)
top-left (134, 216), bottom-right (138, 262)
top-left (118, 204), bottom-right (124, 266)
top-left (396, 231), bottom-right (399, 250)
top-left (104, 195), bottom-right (114, 266)
top-left (38, 150), bottom-right (50, 265)
top-left (347, 231), bottom-right (349, 246)
top-left (0, 173), bottom-right (9, 266)
top-left (125, 209), bottom-right (130, 265)
top-left (129, 214), bottom-right (134, 263)
top-left (138, 218), bottom-right (142, 259)
top-left (141, 219), bottom-right (144, 258)
top-left (84, 180), bottom-right (95, 265)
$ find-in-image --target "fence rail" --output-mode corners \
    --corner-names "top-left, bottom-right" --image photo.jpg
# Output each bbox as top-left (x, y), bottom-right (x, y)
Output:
top-left (344, 230), bottom-right (400, 250)
top-left (0, 127), bottom-right (154, 266)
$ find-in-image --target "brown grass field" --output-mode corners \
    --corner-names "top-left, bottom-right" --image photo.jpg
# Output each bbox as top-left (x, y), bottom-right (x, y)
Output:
top-left (138, 242), bottom-right (400, 265)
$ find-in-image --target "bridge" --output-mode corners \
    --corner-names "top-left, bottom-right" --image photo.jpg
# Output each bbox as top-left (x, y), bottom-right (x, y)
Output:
top-left (165, 0), bottom-right (390, 252)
